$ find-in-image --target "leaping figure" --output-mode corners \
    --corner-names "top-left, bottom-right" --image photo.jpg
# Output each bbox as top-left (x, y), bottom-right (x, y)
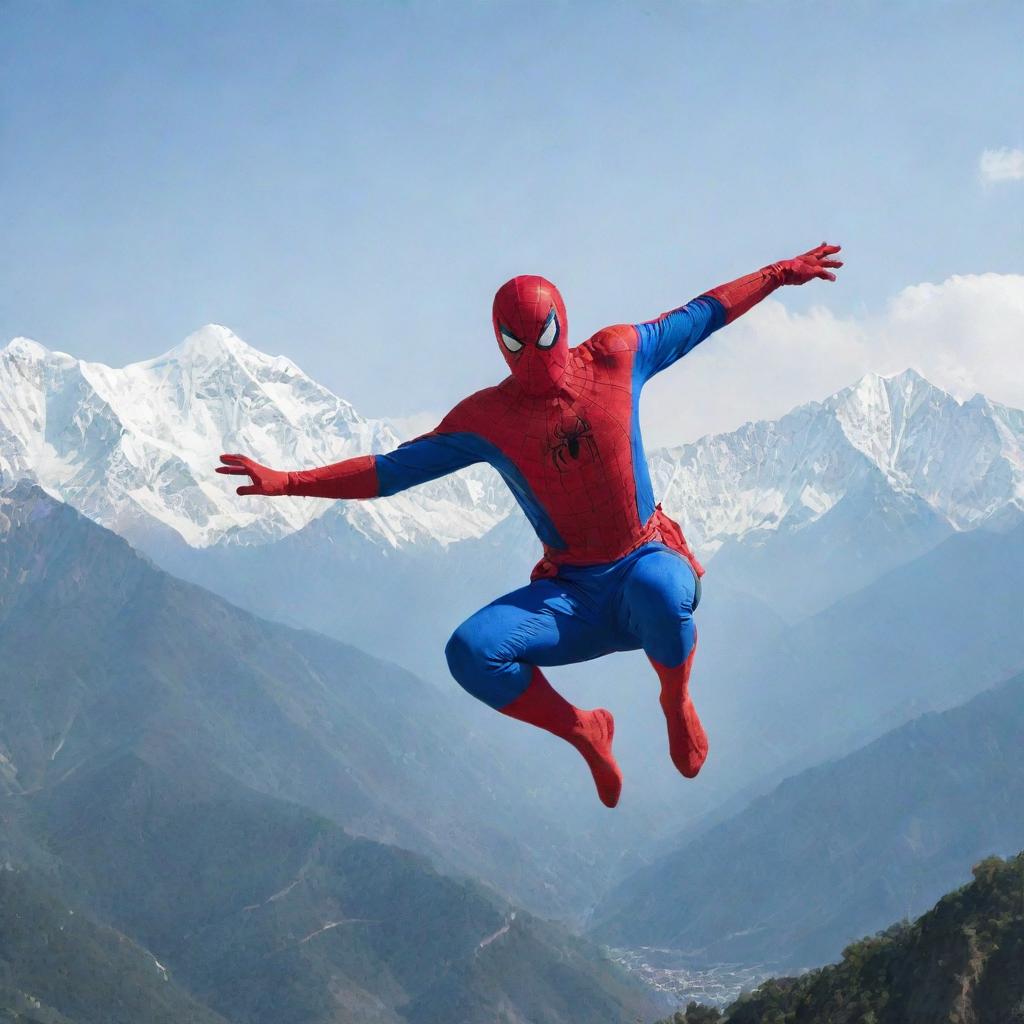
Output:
top-left (218, 244), bottom-right (842, 807)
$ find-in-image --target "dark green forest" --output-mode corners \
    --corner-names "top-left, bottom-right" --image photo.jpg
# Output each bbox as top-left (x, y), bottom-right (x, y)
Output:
top-left (657, 852), bottom-right (1024, 1024)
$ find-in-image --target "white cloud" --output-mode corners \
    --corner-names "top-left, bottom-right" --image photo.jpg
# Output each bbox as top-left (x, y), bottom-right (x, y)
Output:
top-left (979, 147), bottom-right (1024, 184)
top-left (640, 272), bottom-right (1024, 445)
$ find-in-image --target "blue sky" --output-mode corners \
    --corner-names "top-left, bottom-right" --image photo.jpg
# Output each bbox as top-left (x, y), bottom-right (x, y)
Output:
top-left (2, 0), bottom-right (1022, 435)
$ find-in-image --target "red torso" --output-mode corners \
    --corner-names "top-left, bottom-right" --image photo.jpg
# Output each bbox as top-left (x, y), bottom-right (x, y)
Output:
top-left (440, 325), bottom-right (653, 567)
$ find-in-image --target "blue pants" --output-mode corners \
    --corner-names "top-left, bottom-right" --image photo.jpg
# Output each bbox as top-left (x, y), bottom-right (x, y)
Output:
top-left (445, 543), bottom-right (701, 709)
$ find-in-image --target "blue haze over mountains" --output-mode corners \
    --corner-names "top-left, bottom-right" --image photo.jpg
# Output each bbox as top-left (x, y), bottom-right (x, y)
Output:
top-left (592, 667), bottom-right (1024, 968)
top-left (1, 327), bottom-right (1023, 1020)
top-left (0, 484), bottom-right (657, 1023)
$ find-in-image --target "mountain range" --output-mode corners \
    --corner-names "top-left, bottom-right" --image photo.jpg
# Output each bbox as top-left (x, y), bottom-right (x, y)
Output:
top-left (0, 328), bottom-right (510, 551)
top-left (4, 326), bottom-right (1023, 572)
top-left (0, 483), bottom-right (654, 1024)
top-left (6, 326), bottom-right (1024, 688)
top-left (592, 668), bottom-right (1024, 968)
top-left (5, 325), bottom-right (1024, 1019)
top-left (0, 481), bottom-right (650, 917)
top-left (6, 328), bottom-right (1024, 878)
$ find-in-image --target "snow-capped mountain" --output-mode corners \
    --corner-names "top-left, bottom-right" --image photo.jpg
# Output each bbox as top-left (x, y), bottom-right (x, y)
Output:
top-left (2, 327), bottom-right (1023, 554)
top-left (650, 368), bottom-right (1024, 556)
top-left (0, 326), bottom-right (509, 548)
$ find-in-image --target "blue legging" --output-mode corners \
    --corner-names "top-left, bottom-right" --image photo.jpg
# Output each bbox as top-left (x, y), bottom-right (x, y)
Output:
top-left (445, 543), bottom-right (700, 709)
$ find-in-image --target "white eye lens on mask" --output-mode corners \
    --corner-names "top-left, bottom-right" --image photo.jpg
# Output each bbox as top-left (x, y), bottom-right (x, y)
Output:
top-left (536, 310), bottom-right (559, 349)
top-left (500, 328), bottom-right (523, 353)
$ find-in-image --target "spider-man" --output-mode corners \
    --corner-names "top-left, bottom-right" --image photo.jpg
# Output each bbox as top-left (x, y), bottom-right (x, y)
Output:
top-left (219, 243), bottom-right (842, 807)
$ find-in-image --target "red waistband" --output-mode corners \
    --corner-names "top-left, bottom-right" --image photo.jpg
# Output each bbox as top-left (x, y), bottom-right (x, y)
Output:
top-left (530, 504), bottom-right (704, 582)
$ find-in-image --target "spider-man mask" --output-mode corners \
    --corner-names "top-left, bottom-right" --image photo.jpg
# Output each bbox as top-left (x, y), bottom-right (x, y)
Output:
top-left (492, 275), bottom-right (569, 396)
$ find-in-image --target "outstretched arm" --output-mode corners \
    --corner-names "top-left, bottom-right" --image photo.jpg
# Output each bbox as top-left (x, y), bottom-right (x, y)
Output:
top-left (217, 430), bottom-right (483, 500)
top-left (703, 242), bottom-right (843, 323)
top-left (635, 242), bottom-right (843, 379)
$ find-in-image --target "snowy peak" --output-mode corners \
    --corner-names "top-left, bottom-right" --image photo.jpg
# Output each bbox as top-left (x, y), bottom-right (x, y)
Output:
top-left (0, 328), bottom-right (509, 549)
top-left (0, 329), bottom-right (388, 546)
top-left (145, 324), bottom-right (309, 387)
top-left (3, 336), bottom-right (61, 363)
top-left (2, 330), bottom-right (1022, 555)
top-left (157, 323), bottom-right (253, 362)
top-left (829, 368), bottom-right (951, 468)
top-left (650, 368), bottom-right (1024, 553)
top-left (827, 368), bottom-right (1024, 527)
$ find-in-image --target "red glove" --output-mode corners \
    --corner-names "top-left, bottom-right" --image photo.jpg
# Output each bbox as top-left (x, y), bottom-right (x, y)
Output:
top-left (704, 242), bottom-right (842, 323)
top-left (777, 242), bottom-right (844, 285)
top-left (217, 452), bottom-right (380, 499)
top-left (216, 454), bottom-right (290, 496)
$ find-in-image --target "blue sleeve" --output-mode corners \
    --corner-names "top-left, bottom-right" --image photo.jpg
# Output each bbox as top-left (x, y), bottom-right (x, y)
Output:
top-left (633, 295), bottom-right (726, 382)
top-left (375, 433), bottom-right (483, 497)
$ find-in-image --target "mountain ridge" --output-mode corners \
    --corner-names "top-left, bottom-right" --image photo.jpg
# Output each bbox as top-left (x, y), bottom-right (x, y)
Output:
top-left (591, 668), bottom-right (1024, 968)
top-left (0, 481), bottom-right (648, 917)
top-left (696, 850), bottom-right (1024, 1024)
top-left (0, 327), bottom-right (508, 549)
top-left (3, 328), bottom-right (1023, 560)
top-left (2, 742), bottom-right (656, 1024)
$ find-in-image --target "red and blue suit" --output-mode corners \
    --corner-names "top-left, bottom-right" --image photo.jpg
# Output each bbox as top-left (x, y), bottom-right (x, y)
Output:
top-left (219, 244), bottom-right (842, 807)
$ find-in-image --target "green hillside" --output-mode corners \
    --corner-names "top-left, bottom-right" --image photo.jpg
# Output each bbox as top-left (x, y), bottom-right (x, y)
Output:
top-left (0, 485), bottom-right (654, 1024)
top-left (658, 851), bottom-right (1024, 1024)
top-left (12, 752), bottom-right (651, 1024)
top-left (0, 868), bottom-right (230, 1024)
top-left (0, 482), bottom-right (614, 916)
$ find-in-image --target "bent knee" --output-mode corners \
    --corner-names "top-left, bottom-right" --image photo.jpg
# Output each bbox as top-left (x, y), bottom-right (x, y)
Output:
top-left (444, 620), bottom-right (507, 691)
top-left (639, 607), bottom-right (696, 669)
top-left (444, 623), bottom-right (484, 685)
top-left (444, 619), bottom-right (531, 709)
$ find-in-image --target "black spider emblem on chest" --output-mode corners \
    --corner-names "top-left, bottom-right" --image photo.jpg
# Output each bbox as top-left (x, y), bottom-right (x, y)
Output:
top-left (548, 415), bottom-right (600, 471)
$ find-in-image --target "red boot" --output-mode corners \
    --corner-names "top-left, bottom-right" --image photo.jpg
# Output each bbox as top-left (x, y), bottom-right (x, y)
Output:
top-left (500, 668), bottom-right (622, 808)
top-left (650, 634), bottom-right (708, 779)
